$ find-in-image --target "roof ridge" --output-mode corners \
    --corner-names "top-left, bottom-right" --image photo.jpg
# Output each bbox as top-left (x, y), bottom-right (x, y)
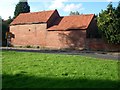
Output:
top-left (19, 10), bottom-right (56, 15)
top-left (10, 10), bottom-right (56, 25)
top-left (48, 13), bottom-right (95, 31)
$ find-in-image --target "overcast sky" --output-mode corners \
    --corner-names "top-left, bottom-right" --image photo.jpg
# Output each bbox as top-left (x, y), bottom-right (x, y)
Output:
top-left (0, 0), bottom-right (119, 20)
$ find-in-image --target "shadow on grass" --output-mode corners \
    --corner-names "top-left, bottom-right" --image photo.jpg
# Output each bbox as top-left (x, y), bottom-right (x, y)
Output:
top-left (2, 74), bottom-right (119, 89)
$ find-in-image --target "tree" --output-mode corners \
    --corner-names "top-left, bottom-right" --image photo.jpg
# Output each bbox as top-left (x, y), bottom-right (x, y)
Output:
top-left (0, 17), bottom-right (2, 45)
top-left (75, 11), bottom-right (80, 15)
top-left (0, 16), bottom-right (13, 46)
top-left (14, 0), bottom-right (30, 18)
top-left (115, 1), bottom-right (120, 18)
top-left (1, 18), bottom-right (9, 46)
top-left (6, 16), bottom-right (13, 25)
top-left (69, 11), bottom-right (80, 15)
top-left (97, 2), bottom-right (120, 44)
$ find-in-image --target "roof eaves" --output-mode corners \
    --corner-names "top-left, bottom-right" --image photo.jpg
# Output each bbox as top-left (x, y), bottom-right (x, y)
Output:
top-left (10, 22), bottom-right (46, 26)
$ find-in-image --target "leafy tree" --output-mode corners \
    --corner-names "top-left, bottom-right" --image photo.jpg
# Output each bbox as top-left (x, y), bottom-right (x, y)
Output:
top-left (6, 16), bottom-right (13, 25)
top-left (115, 1), bottom-right (120, 18)
top-left (97, 2), bottom-right (120, 44)
top-left (0, 16), bottom-right (13, 46)
top-left (14, 0), bottom-right (30, 18)
top-left (75, 11), bottom-right (80, 15)
top-left (69, 11), bottom-right (80, 15)
top-left (1, 18), bottom-right (9, 46)
top-left (70, 11), bottom-right (75, 15)
top-left (0, 17), bottom-right (2, 46)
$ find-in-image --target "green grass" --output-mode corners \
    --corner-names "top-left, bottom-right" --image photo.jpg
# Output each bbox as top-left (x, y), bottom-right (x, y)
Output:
top-left (2, 51), bottom-right (119, 88)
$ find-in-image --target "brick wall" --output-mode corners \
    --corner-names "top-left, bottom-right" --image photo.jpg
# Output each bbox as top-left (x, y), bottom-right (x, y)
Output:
top-left (86, 39), bottom-right (120, 51)
top-left (86, 18), bottom-right (100, 38)
top-left (47, 10), bottom-right (61, 28)
top-left (10, 23), bottom-right (47, 46)
top-left (46, 30), bottom-right (86, 49)
top-left (10, 23), bottom-right (120, 51)
top-left (10, 23), bottom-right (86, 50)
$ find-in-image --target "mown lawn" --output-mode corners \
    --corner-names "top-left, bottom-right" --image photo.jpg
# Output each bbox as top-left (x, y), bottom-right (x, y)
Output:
top-left (2, 51), bottom-right (119, 88)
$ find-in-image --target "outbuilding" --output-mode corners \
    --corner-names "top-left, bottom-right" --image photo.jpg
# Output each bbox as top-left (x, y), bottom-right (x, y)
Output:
top-left (10, 9), bottom-right (99, 50)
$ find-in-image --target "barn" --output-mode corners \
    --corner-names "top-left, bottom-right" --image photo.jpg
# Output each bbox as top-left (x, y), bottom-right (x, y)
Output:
top-left (10, 9), bottom-right (99, 50)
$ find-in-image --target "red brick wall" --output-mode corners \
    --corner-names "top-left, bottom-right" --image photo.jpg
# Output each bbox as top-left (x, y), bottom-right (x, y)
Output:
top-left (86, 18), bottom-right (100, 38)
top-left (46, 30), bottom-right (86, 49)
top-left (86, 39), bottom-right (120, 51)
top-left (10, 23), bottom-right (47, 46)
top-left (47, 10), bottom-right (61, 28)
top-left (10, 24), bottom-right (119, 51)
top-left (10, 24), bottom-right (86, 49)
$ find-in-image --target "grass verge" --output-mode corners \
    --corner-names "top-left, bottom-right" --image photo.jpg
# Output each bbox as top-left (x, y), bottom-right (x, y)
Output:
top-left (2, 51), bottom-right (119, 88)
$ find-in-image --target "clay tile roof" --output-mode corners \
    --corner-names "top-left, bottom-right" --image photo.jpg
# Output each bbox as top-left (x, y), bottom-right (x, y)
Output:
top-left (10, 10), bottom-right (56, 25)
top-left (47, 14), bottom-right (94, 30)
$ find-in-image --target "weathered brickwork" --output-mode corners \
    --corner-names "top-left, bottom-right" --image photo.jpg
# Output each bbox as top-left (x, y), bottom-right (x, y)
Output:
top-left (46, 30), bottom-right (86, 49)
top-left (10, 23), bottom-right (47, 46)
top-left (10, 10), bottom-right (119, 51)
top-left (10, 24), bottom-right (86, 49)
top-left (86, 39), bottom-right (120, 51)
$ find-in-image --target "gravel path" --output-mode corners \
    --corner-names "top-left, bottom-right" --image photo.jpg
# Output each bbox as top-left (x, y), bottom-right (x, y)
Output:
top-left (1, 47), bottom-right (120, 60)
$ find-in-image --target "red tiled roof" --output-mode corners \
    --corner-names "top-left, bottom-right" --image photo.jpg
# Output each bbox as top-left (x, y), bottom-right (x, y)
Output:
top-left (10, 10), bottom-right (56, 25)
top-left (47, 14), bottom-right (94, 30)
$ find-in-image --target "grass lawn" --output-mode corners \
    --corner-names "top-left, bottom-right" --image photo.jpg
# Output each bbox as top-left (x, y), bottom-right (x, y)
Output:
top-left (2, 51), bottom-right (119, 88)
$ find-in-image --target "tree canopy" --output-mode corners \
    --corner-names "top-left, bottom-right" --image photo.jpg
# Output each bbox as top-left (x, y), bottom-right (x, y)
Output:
top-left (69, 11), bottom-right (80, 15)
top-left (1, 0), bottom-right (30, 46)
top-left (14, 0), bottom-right (30, 18)
top-left (97, 2), bottom-right (120, 44)
top-left (1, 18), bottom-right (9, 46)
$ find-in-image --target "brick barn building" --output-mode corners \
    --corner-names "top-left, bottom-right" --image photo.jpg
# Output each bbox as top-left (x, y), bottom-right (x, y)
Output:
top-left (10, 10), bottom-right (99, 50)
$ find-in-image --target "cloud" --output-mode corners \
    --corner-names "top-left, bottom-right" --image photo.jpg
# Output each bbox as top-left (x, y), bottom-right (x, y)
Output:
top-left (63, 3), bottom-right (84, 12)
top-left (106, 0), bottom-right (113, 2)
top-left (48, 0), bottom-right (84, 12)
top-left (0, 1), bottom-right (17, 20)
top-left (48, 0), bottom-right (68, 9)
